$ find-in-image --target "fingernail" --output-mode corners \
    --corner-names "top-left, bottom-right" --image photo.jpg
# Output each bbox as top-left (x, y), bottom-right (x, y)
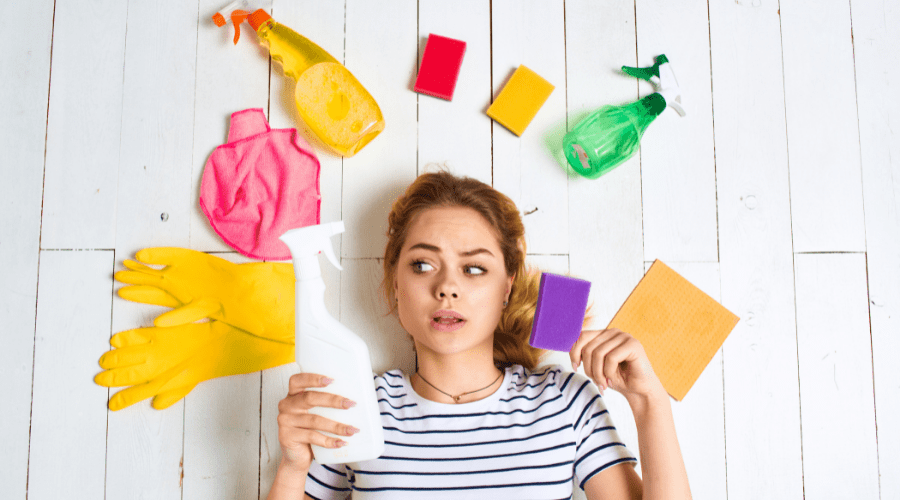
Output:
top-left (320, 376), bottom-right (334, 385)
top-left (335, 440), bottom-right (348, 448)
top-left (607, 378), bottom-right (612, 388)
top-left (347, 426), bottom-right (360, 435)
top-left (343, 399), bottom-right (357, 409)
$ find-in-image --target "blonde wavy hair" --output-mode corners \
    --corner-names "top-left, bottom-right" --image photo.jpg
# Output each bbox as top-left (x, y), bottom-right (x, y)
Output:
top-left (381, 170), bottom-right (547, 370)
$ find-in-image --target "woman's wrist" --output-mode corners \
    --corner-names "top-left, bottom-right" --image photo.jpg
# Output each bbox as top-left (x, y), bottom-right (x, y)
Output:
top-left (623, 384), bottom-right (670, 415)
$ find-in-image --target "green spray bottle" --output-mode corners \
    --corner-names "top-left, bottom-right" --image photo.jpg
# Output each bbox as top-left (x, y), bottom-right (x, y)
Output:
top-left (563, 54), bottom-right (686, 179)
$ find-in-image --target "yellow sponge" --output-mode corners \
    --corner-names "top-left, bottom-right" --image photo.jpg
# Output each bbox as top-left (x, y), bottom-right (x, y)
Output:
top-left (608, 260), bottom-right (740, 401)
top-left (487, 65), bottom-right (554, 136)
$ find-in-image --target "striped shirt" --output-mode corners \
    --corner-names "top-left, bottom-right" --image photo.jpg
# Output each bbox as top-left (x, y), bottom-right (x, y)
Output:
top-left (305, 364), bottom-right (636, 500)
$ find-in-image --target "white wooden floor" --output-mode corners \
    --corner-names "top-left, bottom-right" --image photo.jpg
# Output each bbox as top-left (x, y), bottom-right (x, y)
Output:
top-left (3, 0), bottom-right (898, 499)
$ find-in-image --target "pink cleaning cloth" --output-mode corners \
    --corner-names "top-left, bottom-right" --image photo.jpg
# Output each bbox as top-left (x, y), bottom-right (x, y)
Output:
top-left (200, 108), bottom-right (321, 260)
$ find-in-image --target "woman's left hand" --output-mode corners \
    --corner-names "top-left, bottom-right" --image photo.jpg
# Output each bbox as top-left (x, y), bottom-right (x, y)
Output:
top-left (570, 328), bottom-right (665, 400)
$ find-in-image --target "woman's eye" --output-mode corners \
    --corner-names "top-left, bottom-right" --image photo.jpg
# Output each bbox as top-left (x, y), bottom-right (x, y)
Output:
top-left (465, 265), bottom-right (487, 275)
top-left (412, 261), bottom-right (434, 273)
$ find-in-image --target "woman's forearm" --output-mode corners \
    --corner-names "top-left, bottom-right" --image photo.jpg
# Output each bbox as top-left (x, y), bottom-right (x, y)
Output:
top-left (625, 390), bottom-right (692, 500)
top-left (267, 460), bottom-right (310, 500)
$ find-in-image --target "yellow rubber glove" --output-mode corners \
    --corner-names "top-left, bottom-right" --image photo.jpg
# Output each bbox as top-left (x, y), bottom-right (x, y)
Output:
top-left (114, 248), bottom-right (294, 343)
top-left (95, 320), bottom-right (294, 410)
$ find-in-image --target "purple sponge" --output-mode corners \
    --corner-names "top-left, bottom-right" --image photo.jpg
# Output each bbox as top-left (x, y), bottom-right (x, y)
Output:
top-left (529, 273), bottom-right (591, 351)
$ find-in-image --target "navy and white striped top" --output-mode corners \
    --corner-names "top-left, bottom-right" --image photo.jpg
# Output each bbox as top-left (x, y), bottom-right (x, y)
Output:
top-left (305, 364), bottom-right (636, 500)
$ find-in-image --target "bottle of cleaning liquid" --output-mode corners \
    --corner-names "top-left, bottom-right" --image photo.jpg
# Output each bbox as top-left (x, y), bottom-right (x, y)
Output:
top-left (231, 9), bottom-right (385, 157)
top-left (279, 222), bottom-right (385, 465)
top-left (563, 54), bottom-right (686, 179)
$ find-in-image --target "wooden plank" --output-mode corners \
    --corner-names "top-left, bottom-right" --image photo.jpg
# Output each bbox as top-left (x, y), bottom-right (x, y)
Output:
top-left (342, 0), bottom-right (418, 259)
top-left (104, 284), bottom-right (185, 498)
top-left (115, 0), bottom-right (199, 256)
top-left (565, 0), bottom-right (643, 331)
top-left (664, 263), bottom-right (726, 500)
top-left (564, 3), bottom-right (642, 492)
top-left (418, 0), bottom-right (493, 183)
top-left (491, 0), bottom-right (569, 256)
top-left (41, 0), bottom-right (127, 249)
top-left (794, 254), bottom-right (878, 498)
top-left (637, 0), bottom-right (718, 263)
top-left (28, 251), bottom-right (113, 498)
top-left (709, 1), bottom-right (804, 497)
top-left (179, 252), bottom-right (260, 500)
top-left (0, 0), bottom-right (54, 496)
top-left (190, 0), bottom-right (270, 251)
top-left (851, 0), bottom-right (900, 496)
top-left (183, 375), bottom-right (262, 499)
top-left (781, 0), bottom-right (866, 252)
top-left (260, 1), bottom-right (346, 495)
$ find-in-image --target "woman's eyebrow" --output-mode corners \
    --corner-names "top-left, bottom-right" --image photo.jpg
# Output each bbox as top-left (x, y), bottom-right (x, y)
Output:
top-left (407, 243), bottom-right (494, 257)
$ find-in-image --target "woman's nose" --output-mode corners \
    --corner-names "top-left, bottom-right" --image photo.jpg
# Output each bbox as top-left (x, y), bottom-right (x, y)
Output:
top-left (436, 271), bottom-right (460, 299)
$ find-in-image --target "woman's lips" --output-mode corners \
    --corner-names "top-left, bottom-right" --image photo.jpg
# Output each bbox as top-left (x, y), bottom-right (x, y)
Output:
top-left (430, 317), bottom-right (466, 332)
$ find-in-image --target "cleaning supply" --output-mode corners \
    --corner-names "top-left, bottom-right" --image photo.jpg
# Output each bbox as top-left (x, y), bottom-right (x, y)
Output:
top-left (115, 247), bottom-right (295, 343)
top-left (280, 222), bottom-right (385, 464)
top-left (414, 34), bottom-right (467, 101)
top-left (608, 260), bottom-right (739, 400)
top-left (224, 8), bottom-right (385, 157)
top-left (529, 273), bottom-right (592, 351)
top-left (95, 319), bottom-right (293, 410)
top-left (212, 0), bottom-right (265, 44)
top-left (563, 54), bottom-right (686, 179)
top-left (487, 65), bottom-right (555, 136)
top-left (200, 108), bottom-right (321, 261)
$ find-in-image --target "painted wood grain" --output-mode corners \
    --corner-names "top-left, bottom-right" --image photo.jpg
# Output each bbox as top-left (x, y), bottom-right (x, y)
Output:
top-left (637, 0), bottom-right (718, 263)
top-left (417, 0), bottom-right (493, 183)
top-left (115, 0), bottom-right (199, 256)
top-left (491, 0), bottom-right (570, 256)
top-left (0, 0), bottom-right (54, 496)
top-left (28, 251), bottom-right (113, 498)
top-left (40, 0), bottom-right (127, 248)
top-left (794, 254), bottom-right (878, 498)
top-left (851, 0), bottom-right (900, 496)
top-left (709, 0), bottom-right (804, 497)
top-left (342, 0), bottom-right (418, 259)
top-left (190, 0), bottom-right (270, 251)
top-left (781, 0), bottom-right (866, 252)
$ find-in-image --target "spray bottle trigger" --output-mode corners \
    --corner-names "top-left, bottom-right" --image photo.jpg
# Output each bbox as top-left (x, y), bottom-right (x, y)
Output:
top-left (621, 63), bottom-right (660, 83)
top-left (230, 9), bottom-right (250, 44)
top-left (321, 238), bottom-right (343, 271)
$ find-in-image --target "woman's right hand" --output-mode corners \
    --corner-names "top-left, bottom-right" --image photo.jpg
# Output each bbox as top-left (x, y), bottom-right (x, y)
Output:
top-left (276, 373), bottom-right (360, 471)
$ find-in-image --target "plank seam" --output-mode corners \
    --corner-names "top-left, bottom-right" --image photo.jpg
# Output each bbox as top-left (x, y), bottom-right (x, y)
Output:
top-left (28, 0), bottom-right (59, 495)
top-left (776, 1), bottom-right (805, 497)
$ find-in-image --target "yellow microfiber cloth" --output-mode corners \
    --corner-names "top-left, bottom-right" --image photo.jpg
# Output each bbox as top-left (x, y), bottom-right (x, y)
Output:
top-left (487, 65), bottom-right (554, 136)
top-left (608, 260), bottom-right (739, 400)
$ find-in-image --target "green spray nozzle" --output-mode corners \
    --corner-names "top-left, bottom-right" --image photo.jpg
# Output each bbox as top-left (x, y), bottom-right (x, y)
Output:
top-left (621, 54), bottom-right (686, 117)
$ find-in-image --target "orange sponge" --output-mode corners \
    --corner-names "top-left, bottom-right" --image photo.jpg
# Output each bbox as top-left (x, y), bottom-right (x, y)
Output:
top-left (487, 65), bottom-right (554, 136)
top-left (608, 260), bottom-right (739, 401)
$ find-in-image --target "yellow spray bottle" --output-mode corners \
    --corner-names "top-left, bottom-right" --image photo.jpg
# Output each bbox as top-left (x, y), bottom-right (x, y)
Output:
top-left (218, 7), bottom-right (385, 157)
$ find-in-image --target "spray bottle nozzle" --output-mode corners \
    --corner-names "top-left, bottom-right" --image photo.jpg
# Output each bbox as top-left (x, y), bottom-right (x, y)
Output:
top-left (212, 0), bottom-right (270, 44)
top-left (621, 54), bottom-right (686, 117)
top-left (279, 222), bottom-right (345, 281)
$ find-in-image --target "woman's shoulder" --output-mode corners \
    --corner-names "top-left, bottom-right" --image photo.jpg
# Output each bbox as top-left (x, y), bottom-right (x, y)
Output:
top-left (507, 364), bottom-right (599, 400)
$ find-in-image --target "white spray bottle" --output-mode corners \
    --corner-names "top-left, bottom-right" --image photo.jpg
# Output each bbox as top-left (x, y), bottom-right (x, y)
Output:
top-left (279, 221), bottom-right (385, 464)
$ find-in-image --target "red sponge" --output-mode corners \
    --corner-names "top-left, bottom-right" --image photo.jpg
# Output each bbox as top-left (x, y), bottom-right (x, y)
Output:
top-left (414, 34), bottom-right (467, 101)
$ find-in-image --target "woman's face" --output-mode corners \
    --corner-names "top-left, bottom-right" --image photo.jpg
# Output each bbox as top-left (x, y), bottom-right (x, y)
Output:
top-left (395, 206), bottom-right (514, 358)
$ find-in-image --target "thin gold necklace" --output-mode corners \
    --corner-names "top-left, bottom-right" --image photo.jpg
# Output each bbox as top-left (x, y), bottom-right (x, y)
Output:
top-left (415, 370), bottom-right (503, 403)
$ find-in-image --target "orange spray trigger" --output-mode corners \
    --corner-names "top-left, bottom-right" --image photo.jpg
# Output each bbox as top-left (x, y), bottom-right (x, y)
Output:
top-left (230, 10), bottom-right (249, 44)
